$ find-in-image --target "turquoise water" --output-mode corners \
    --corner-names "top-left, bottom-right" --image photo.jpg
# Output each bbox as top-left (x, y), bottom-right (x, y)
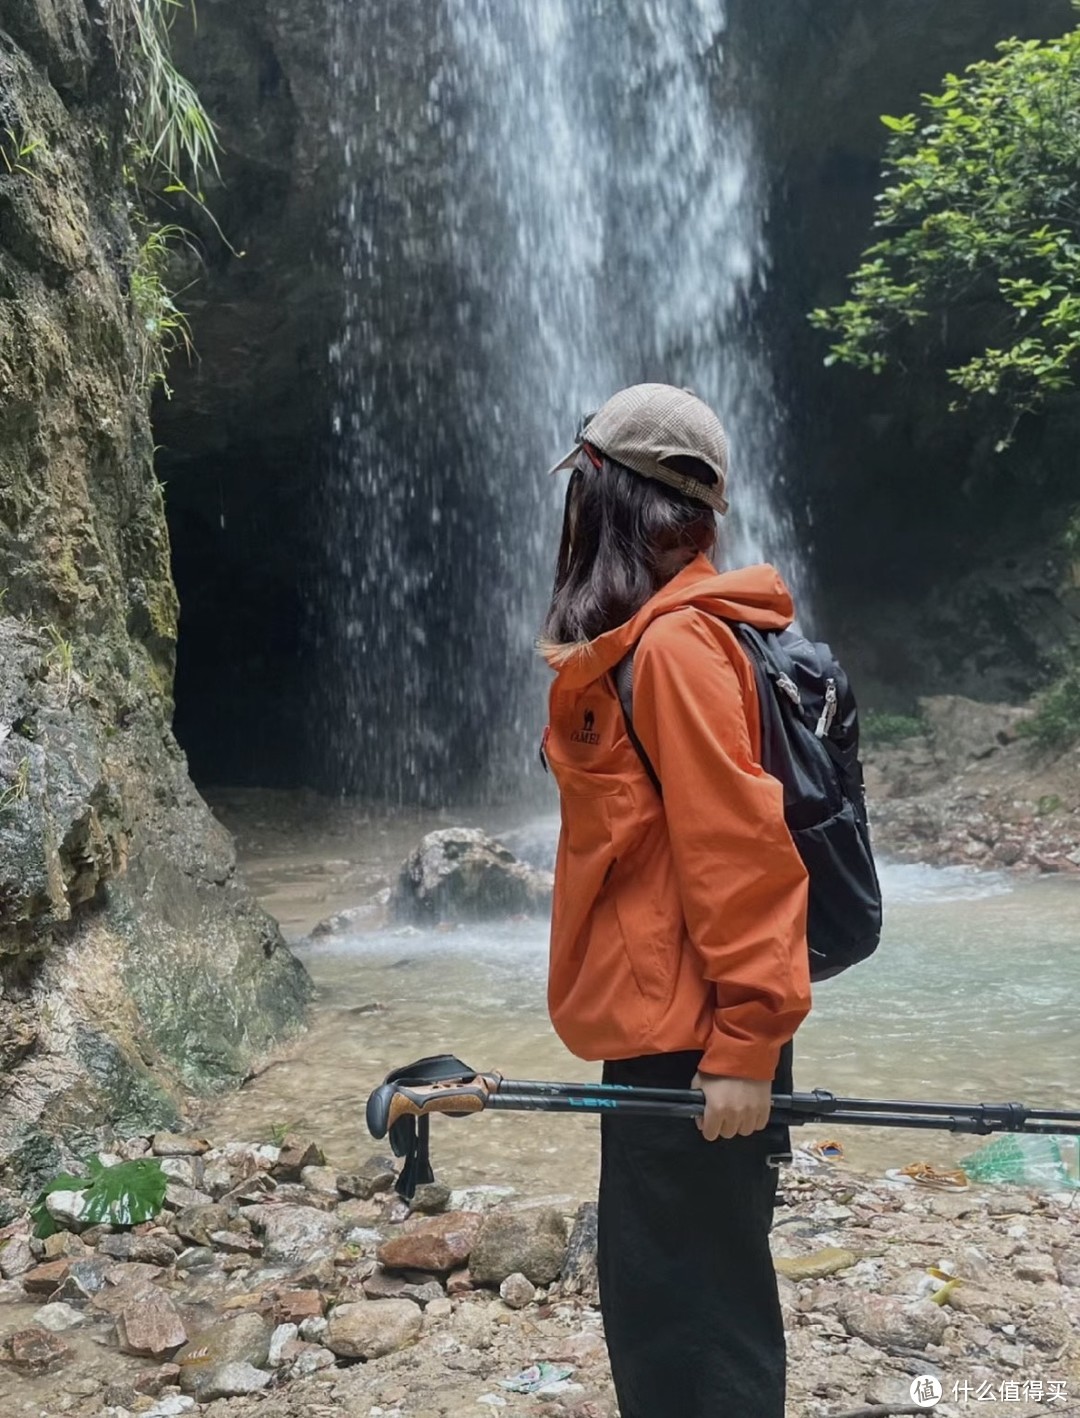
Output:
top-left (206, 853), bottom-right (1079, 1190)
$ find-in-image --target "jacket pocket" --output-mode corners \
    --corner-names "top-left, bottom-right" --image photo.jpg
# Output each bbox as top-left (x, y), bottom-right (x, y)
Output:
top-left (610, 873), bottom-right (677, 1032)
top-left (556, 767), bottom-right (622, 864)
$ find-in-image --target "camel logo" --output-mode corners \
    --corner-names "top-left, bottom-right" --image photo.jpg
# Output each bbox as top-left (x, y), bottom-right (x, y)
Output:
top-left (571, 708), bottom-right (601, 747)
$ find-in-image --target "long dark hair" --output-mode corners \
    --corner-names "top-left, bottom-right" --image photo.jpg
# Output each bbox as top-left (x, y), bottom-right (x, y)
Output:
top-left (543, 449), bottom-right (718, 645)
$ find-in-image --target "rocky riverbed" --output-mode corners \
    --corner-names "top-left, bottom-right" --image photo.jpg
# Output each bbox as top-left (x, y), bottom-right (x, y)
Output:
top-left (864, 696), bottom-right (1080, 878)
top-left (1, 1128), bottom-right (1078, 1418)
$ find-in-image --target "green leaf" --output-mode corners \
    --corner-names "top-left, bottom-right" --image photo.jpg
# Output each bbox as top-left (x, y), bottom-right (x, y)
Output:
top-left (79, 1158), bottom-right (168, 1227)
top-left (29, 1159), bottom-right (168, 1237)
top-left (880, 113), bottom-right (917, 133)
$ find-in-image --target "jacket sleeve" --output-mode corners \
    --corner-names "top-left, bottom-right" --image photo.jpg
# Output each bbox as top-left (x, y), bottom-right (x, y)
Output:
top-left (633, 610), bottom-right (812, 1080)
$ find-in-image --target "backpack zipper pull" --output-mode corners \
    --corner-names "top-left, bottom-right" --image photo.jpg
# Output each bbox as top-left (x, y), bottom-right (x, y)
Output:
top-left (816, 679), bottom-right (838, 738)
top-left (776, 673), bottom-right (801, 704)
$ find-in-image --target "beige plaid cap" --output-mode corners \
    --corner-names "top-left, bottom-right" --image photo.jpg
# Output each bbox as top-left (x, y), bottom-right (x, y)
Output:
top-left (548, 382), bottom-right (729, 515)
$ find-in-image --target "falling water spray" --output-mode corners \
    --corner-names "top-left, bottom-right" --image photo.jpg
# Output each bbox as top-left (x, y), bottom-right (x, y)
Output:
top-left (321, 0), bottom-right (798, 805)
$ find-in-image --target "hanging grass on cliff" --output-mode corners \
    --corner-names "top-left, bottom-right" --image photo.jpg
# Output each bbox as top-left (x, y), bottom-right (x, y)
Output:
top-left (106, 1), bottom-right (224, 393)
top-left (810, 6), bottom-right (1080, 442)
top-left (111, 0), bottom-right (219, 189)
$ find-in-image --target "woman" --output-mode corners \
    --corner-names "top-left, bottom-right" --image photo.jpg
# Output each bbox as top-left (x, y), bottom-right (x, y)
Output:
top-left (541, 383), bottom-right (812, 1418)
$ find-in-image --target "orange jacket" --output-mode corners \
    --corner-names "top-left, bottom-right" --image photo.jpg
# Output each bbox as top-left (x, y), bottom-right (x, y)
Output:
top-left (542, 553), bottom-right (812, 1080)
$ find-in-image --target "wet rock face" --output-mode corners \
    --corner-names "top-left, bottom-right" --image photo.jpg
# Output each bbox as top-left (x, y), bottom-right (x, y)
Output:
top-left (0, 5), bottom-right (311, 1192)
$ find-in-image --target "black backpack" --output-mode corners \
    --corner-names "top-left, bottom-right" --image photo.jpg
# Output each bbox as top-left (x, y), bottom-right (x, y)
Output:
top-left (613, 621), bottom-right (882, 982)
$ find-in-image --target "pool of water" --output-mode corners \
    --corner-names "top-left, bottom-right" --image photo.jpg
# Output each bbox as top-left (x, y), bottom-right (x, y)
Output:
top-left (202, 829), bottom-right (1080, 1198)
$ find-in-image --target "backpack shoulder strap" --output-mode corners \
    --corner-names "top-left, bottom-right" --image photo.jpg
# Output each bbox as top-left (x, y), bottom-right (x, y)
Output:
top-left (611, 649), bottom-right (662, 798)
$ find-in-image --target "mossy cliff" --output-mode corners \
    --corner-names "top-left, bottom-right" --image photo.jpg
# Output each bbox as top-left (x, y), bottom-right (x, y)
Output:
top-left (0, 2), bottom-right (311, 1194)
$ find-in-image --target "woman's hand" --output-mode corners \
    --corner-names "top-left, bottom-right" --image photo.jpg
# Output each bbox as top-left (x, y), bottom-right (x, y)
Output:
top-left (691, 1071), bottom-right (773, 1141)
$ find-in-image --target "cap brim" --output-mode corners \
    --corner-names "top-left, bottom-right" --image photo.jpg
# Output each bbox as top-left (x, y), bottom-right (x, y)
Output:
top-left (546, 444), bottom-right (581, 477)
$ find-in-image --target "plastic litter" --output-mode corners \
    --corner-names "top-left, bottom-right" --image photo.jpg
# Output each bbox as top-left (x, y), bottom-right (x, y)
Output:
top-left (960, 1132), bottom-right (1080, 1190)
top-left (500, 1363), bottom-right (575, 1394)
top-left (900, 1161), bottom-right (969, 1190)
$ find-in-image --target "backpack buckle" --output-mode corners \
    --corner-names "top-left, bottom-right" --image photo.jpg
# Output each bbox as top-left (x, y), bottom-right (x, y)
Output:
top-left (776, 673), bottom-right (800, 705)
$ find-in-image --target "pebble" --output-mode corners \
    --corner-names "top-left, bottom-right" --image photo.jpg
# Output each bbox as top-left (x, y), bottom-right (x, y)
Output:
top-left (336, 1155), bottom-right (397, 1200)
top-left (200, 1360), bottom-right (273, 1398)
top-left (409, 1182), bottom-right (452, 1215)
top-left (22, 1258), bottom-right (71, 1294)
top-left (774, 1247), bottom-right (858, 1281)
top-left (272, 1138), bottom-right (326, 1182)
top-left (0, 1325), bottom-right (74, 1374)
top-left (31, 1302), bottom-right (87, 1332)
top-left (116, 1289), bottom-right (187, 1358)
top-left (298, 1314), bottom-right (329, 1342)
top-left (44, 1190), bottom-right (89, 1229)
top-left (152, 1134), bottom-right (210, 1157)
top-left (0, 1234), bottom-right (34, 1278)
top-left (301, 1165), bottom-right (341, 1196)
top-left (499, 1272), bottom-right (536, 1309)
top-left (288, 1343), bottom-right (336, 1376)
top-left (1013, 1250), bottom-right (1057, 1283)
top-left (145, 1398), bottom-right (197, 1417)
top-left (448, 1185), bottom-right (516, 1213)
top-left (268, 1322), bottom-right (299, 1366)
top-left (836, 1292), bottom-right (950, 1349)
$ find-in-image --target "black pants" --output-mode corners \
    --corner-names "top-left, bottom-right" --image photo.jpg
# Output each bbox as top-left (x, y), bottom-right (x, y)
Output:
top-left (597, 1042), bottom-right (793, 1418)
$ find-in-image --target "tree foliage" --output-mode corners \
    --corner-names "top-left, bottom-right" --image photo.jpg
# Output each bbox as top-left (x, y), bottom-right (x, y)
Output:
top-left (811, 11), bottom-right (1080, 438)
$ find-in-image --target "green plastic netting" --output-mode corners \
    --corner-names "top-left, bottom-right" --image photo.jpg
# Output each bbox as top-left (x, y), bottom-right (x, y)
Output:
top-left (960, 1133), bottom-right (1080, 1190)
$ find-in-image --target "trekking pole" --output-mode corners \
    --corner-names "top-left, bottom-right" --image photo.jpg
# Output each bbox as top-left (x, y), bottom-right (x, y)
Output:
top-left (489, 1079), bottom-right (1080, 1135)
top-left (365, 1057), bottom-right (1080, 1200)
top-left (367, 1062), bottom-right (1080, 1139)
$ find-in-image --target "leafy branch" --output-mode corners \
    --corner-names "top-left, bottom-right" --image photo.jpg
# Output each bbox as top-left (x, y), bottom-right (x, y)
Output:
top-left (810, 21), bottom-right (1080, 438)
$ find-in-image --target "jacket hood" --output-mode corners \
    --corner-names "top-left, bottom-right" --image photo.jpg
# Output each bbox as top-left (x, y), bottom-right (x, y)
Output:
top-left (541, 553), bottom-right (794, 689)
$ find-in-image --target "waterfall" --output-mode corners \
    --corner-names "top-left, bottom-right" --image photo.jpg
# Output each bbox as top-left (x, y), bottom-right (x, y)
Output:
top-left (321, 0), bottom-right (798, 805)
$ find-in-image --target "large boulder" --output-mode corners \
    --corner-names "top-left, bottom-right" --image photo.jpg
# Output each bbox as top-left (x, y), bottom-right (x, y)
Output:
top-left (325, 1300), bottom-right (421, 1360)
top-left (177, 1313), bottom-right (273, 1397)
top-left (390, 829), bottom-right (553, 923)
top-left (376, 1211), bottom-right (482, 1274)
top-left (918, 695), bottom-right (1033, 767)
top-left (243, 1204), bottom-right (344, 1264)
top-left (469, 1205), bottom-right (568, 1287)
